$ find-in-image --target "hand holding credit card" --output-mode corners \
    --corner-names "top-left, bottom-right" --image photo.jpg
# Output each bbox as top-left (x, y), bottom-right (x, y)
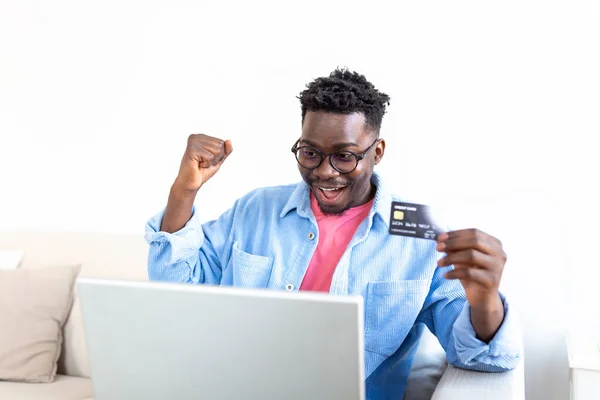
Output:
top-left (388, 200), bottom-right (508, 341)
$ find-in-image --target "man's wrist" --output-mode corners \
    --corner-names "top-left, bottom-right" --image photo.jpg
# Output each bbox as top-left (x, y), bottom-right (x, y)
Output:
top-left (469, 292), bottom-right (505, 343)
top-left (170, 182), bottom-right (200, 200)
top-left (470, 292), bottom-right (503, 313)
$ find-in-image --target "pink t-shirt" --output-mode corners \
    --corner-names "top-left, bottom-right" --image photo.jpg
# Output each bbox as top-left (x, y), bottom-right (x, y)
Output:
top-left (299, 192), bottom-right (374, 292)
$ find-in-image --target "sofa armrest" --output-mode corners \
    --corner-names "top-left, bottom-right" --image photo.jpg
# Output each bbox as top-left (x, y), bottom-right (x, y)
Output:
top-left (431, 361), bottom-right (525, 400)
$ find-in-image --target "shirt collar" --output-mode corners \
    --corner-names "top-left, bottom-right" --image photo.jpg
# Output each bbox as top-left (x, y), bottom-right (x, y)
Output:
top-left (279, 171), bottom-right (392, 227)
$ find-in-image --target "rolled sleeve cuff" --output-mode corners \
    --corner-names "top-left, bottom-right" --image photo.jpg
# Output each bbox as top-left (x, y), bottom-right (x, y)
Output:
top-left (144, 206), bottom-right (205, 263)
top-left (452, 293), bottom-right (522, 369)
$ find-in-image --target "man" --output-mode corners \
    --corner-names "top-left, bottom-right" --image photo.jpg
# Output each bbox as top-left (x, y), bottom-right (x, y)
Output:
top-left (145, 68), bottom-right (521, 399)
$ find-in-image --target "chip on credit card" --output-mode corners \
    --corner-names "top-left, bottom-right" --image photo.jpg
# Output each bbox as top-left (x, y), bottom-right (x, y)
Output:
top-left (389, 201), bottom-right (444, 240)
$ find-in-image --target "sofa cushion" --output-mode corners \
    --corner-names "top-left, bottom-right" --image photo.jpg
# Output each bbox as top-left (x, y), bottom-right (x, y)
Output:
top-left (0, 232), bottom-right (150, 378)
top-left (0, 265), bottom-right (80, 383)
top-left (0, 374), bottom-right (93, 399)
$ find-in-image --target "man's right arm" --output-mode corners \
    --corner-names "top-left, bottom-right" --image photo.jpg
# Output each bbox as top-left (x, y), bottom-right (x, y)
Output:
top-left (145, 134), bottom-right (234, 284)
top-left (145, 200), bottom-right (239, 285)
top-left (161, 134), bottom-right (233, 233)
top-left (160, 186), bottom-right (198, 234)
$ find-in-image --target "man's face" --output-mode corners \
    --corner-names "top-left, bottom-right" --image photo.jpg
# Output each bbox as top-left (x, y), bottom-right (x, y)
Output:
top-left (296, 111), bottom-right (385, 215)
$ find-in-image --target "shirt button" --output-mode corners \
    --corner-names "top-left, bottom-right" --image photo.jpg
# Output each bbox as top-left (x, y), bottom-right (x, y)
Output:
top-left (307, 232), bottom-right (315, 240)
top-left (285, 283), bottom-right (294, 291)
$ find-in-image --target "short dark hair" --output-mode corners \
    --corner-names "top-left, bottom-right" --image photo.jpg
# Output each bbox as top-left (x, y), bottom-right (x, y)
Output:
top-left (298, 68), bottom-right (391, 134)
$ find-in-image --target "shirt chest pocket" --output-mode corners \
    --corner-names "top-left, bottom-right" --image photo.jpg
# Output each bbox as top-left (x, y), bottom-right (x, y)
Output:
top-left (364, 279), bottom-right (430, 357)
top-left (229, 243), bottom-right (274, 289)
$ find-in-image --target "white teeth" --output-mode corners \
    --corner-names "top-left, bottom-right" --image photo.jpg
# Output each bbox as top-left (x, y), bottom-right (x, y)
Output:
top-left (319, 187), bottom-right (343, 191)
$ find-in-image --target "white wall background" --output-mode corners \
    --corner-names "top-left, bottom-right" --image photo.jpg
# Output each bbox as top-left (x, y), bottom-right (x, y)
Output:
top-left (1, 1), bottom-right (598, 398)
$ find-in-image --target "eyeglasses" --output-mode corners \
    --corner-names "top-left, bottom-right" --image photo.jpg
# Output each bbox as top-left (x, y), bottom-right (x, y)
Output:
top-left (291, 138), bottom-right (380, 174)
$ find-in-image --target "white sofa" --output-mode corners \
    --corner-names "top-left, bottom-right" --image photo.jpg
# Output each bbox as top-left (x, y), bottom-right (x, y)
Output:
top-left (0, 232), bottom-right (524, 399)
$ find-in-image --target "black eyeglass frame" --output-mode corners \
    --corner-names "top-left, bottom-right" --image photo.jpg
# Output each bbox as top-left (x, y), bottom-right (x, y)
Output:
top-left (291, 138), bottom-right (381, 174)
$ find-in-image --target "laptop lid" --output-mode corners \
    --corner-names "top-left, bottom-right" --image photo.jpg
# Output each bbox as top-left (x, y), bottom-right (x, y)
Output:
top-left (78, 278), bottom-right (365, 400)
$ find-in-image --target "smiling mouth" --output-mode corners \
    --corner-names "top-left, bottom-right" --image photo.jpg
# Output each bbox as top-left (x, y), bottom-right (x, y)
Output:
top-left (315, 185), bottom-right (348, 201)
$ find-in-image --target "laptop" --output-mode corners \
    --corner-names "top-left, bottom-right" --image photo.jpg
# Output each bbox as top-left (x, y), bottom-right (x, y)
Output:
top-left (78, 278), bottom-right (365, 400)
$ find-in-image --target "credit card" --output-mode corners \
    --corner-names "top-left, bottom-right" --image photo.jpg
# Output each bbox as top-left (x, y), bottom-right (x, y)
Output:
top-left (389, 201), bottom-right (444, 240)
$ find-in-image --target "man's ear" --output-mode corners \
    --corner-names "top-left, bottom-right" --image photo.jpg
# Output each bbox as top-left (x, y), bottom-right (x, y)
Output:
top-left (374, 139), bottom-right (385, 165)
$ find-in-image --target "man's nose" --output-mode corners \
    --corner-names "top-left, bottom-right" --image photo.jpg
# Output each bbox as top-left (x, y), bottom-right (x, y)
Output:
top-left (313, 155), bottom-right (341, 180)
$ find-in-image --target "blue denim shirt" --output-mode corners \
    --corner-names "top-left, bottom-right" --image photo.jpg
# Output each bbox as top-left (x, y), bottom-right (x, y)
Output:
top-left (145, 173), bottom-right (522, 399)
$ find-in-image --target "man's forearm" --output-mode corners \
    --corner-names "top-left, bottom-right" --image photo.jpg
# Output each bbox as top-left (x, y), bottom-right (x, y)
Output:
top-left (160, 186), bottom-right (198, 233)
top-left (470, 294), bottom-right (504, 343)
